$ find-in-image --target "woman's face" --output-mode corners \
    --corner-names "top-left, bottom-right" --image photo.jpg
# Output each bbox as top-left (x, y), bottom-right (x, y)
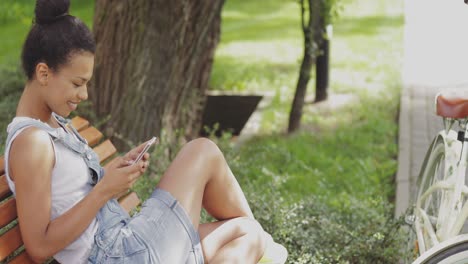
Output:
top-left (43, 51), bottom-right (94, 117)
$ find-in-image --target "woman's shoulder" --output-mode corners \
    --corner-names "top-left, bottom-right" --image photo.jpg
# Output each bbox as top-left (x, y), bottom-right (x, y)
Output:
top-left (8, 126), bottom-right (55, 180)
top-left (9, 126), bottom-right (54, 158)
top-left (7, 116), bottom-right (57, 134)
top-left (6, 116), bottom-right (55, 156)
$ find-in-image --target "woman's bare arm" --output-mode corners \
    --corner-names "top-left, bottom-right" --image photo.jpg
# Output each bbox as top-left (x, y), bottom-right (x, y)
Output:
top-left (9, 128), bottom-right (145, 263)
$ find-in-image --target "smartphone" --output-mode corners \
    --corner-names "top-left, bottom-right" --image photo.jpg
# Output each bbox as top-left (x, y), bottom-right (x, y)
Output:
top-left (132, 136), bottom-right (158, 165)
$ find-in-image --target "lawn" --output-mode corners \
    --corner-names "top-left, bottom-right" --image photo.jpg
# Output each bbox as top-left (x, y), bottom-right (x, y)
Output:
top-left (212, 0), bottom-right (403, 206)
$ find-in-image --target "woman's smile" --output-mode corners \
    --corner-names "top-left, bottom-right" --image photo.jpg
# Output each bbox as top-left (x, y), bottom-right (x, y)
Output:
top-left (67, 101), bottom-right (79, 111)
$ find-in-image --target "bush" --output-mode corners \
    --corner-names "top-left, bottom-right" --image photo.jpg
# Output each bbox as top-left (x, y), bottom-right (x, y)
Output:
top-left (0, 64), bottom-right (25, 153)
top-left (248, 189), bottom-right (408, 263)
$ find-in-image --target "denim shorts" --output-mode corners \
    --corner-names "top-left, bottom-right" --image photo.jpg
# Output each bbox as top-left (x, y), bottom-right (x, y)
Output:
top-left (87, 188), bottom-right (204, 263)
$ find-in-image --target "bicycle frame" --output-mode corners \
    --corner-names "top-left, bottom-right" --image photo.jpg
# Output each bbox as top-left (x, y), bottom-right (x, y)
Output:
top-left (415, 119), bottom-right (468, 254)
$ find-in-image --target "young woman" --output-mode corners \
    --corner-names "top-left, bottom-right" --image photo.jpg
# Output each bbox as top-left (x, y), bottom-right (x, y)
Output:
top-left (4, 0), bottom-right (287, 263)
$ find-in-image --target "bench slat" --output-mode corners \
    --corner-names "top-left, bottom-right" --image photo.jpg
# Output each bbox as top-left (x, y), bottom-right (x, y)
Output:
top-left (70, 116), bottom-right (90, 132)
top-left (0, 195), bottom-right (141, 263)
top-left (0, 198), bottom-right (16, 229)
top-left (79, 127), bottom-right (103, 147)
top-left (0, 195), bottom-right (140, 263)
top-left (118, 192), bottom-right (141, 214)
top-left (93, 139), bottom-right (117, 163)
top-left (0, 176), bottom-right (11, 201)
top-left (0, 225), bottom-right (22, 261)
top-left (0, 157), bottom-right (4, 176)
top-left (8, 251), bottom-right (35, 264)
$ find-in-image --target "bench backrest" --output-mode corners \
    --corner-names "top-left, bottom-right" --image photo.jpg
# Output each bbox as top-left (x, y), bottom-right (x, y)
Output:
top-left (0, 116), bottom-right (141, 263)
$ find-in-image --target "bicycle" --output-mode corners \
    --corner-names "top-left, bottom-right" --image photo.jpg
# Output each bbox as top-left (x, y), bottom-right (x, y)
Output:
top-left (409, 90), bottom-right (468, 263)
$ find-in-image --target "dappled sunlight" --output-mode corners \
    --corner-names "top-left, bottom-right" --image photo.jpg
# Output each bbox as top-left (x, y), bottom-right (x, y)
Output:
top-left (334, 15), bottom-right (404, 36)
top-left (216, 41), bottom-right (302, 65)
top-left (222, 3), bottom-right (298, 21)
top-left (302, 99), bottom-right (361, 134)
top-left (343, 0), bottom-right (403, 18)
top-left (220, 0), bottom-right (300, 44)
top-left (210, 54), bottom-right (299, 92)
top-left (331, 70), bottom-right (389, 93)
top-left (212, 0), bottom-right (404, 103)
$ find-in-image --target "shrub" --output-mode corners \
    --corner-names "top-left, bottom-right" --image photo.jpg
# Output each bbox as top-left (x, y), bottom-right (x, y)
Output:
top-left (244, 185), bottom-right (408, 263)
top-left (0, 64), bottom-right (24, 153)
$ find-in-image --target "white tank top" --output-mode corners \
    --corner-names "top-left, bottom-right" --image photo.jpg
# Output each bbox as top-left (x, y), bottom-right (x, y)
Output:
top-left (4, 116), bottom-right (98, 264)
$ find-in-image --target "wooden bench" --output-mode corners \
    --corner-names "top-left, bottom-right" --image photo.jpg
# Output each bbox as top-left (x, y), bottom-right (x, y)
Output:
top-left (0, 116), bottom-right (142, 263)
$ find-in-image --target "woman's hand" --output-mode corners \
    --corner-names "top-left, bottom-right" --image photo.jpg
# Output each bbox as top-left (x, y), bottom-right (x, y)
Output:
top-left (96, 156), bottom-right (147, 200)
top-left (124, 139), bottom-right (154, 166)
top-left (95, 139), bottom-right (155, 199)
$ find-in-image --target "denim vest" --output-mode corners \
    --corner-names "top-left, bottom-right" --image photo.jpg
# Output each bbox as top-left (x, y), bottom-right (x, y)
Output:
top-left (5, 113), bottom-right (104, 186)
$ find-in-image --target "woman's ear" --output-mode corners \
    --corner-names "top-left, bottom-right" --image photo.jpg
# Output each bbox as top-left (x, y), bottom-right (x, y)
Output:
top-left (36, 62), bottom-right (49, 86)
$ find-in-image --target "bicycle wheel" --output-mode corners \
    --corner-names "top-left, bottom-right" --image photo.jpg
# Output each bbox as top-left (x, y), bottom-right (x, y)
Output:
top-left (413, 235), bottom-right (468, 264)
top-left (425, 242), bottom-right (468, 264)
top-left (413, 131), bottom-right (462, 256)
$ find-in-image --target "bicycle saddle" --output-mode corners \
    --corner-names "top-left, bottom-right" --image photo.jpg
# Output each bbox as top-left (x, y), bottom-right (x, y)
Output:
top-left (436, 91), bottom-right (468, 118)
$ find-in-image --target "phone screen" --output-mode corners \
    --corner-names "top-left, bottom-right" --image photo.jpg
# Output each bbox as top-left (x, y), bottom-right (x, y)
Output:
top-left (133, 136), bottom-right (158, 164)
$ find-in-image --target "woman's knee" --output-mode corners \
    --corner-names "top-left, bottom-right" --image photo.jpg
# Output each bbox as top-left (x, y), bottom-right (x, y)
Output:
top-left (233, 217), bottom-right (266, 251)
top-left (160, 138), bottom-right (222, 188)
top-left (184, 137), bottom-right (223, 162)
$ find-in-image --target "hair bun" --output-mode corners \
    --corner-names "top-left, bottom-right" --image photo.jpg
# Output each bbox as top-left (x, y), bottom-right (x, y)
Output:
top-left (35, 0), bottom-right (71, 25)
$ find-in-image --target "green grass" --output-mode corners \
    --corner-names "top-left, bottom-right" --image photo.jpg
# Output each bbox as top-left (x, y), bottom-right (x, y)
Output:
top-left (213, 0), bottom-right (404, 206)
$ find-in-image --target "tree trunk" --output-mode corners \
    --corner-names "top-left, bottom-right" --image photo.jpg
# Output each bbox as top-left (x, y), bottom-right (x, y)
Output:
top-left (288, 0), bottom-right (321, 133)
top-left (288, 39), bottom-right (314, 133)
top-left (90, 0), bottom-right (224, 148)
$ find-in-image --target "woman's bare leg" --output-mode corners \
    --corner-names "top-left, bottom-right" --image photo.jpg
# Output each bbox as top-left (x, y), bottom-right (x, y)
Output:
top-left (157, 138), bottom-right (254, 227)
top-left (198, 217), bottom-right (266, 263)
top-left (156, 138), bottom-right (265, 261)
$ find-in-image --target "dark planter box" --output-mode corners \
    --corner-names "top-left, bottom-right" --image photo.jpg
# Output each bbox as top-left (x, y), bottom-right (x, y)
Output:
top-left (200, 92), bottom-right (263, 137)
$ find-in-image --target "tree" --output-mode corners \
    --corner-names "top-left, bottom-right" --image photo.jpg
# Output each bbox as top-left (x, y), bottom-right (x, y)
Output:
top-left (288, 0), bottom-right (341, 133)
top-left (315, 0), bottom-right (341, 102)
top-left (288, 0), bottom-right (321, 133)
top-left (90, 0), bottom-right (225, 148)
